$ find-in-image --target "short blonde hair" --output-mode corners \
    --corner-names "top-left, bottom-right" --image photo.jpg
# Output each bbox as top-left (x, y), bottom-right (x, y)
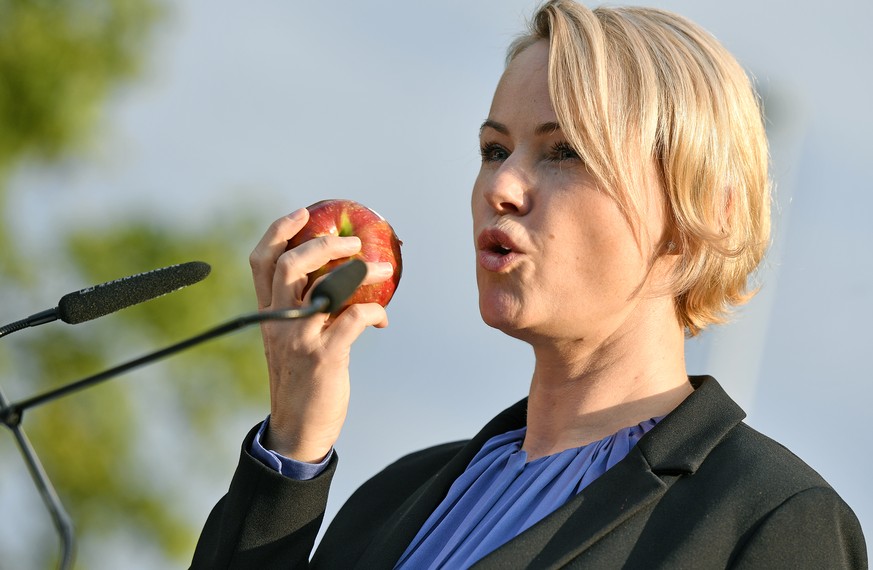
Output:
top-left (508, 0), bottom-right (771, 336)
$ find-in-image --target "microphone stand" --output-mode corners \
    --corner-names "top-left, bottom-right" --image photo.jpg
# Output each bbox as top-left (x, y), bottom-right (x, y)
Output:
top-left (0, 385), bottom-right (75, 570)
top-left (0, 298), bottom-right (329, 570)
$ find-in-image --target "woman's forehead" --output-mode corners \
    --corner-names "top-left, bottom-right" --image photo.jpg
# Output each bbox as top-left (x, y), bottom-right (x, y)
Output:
top-left (488, 42), bottom-right (556, 131)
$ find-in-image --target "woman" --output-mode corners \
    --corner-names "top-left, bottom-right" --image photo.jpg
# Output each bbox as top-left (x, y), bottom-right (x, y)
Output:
top-left (192, 1), bottom-right (866, 568)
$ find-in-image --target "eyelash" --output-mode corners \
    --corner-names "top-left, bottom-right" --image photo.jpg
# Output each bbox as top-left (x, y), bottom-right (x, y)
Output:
top-left (479, 142), bottom-right (509, 163)
top-left (547, 141), bottom-right (580, 162)
top-left (478, 141), bottom-right (580, 163)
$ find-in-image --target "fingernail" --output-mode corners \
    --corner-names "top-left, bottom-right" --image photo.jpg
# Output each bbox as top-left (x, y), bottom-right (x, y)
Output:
top-left (288, 208), bottom-right (307, 220)
top-left (374, 262), bottom-right (394, 277)
top-left (342, 236), bottom-right (362, 250)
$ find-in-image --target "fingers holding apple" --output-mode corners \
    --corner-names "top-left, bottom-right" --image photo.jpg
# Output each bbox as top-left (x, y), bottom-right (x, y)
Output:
top-left (253, 200), bottom-right (402, 461)
top-left (274, 234), bottom-right (363, 309)
top-left (250, 207), bottom-right (311, 309)
top-left (286, 199), bottom-right (403, 313)
top-left (321, 300), bottom-right (390, 355)
top-left (299, 259), bottom-right (395, 329)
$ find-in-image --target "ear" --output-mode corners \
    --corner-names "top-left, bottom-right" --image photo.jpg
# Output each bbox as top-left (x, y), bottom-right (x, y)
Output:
top-left (658, 220), bottom-right (683, 256)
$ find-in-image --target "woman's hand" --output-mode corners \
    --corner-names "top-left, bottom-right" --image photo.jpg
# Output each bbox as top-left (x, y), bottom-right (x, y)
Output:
top-left (249, 208), bottom-right (393, 463)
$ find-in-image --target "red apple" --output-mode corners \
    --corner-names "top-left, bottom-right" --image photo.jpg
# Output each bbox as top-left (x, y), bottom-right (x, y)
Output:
top-left (287, 199), bottom-right (402, 310)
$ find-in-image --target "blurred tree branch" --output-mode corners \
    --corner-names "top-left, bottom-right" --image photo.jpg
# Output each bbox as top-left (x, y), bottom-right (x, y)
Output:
top-left (0, 1), bottom-right (267, 567)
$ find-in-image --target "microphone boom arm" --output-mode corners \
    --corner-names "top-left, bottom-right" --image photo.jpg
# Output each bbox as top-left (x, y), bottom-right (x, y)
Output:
top-left (0, 298), bottom-right (329, 428)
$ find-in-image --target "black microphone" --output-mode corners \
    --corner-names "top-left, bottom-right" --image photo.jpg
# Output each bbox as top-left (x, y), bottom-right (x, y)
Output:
top-left (0, 261), bottom-right (212, 338)
top-left (2, 258), bottom-right (366, 424)
top-left (308, 257), bottom-right (368, 314)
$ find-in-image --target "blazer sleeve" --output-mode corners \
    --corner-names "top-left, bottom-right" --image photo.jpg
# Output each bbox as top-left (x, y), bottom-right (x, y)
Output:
top-left (189, 424), bottom-right (337, 570)
top-left (730, 486), bottom-right (867, 569)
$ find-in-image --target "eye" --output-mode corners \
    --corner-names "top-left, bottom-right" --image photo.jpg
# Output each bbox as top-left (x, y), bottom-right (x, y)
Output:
top-left (548, 141), bottom-right (580, 162)
top-left (479, 141), bottom-right (510, 163)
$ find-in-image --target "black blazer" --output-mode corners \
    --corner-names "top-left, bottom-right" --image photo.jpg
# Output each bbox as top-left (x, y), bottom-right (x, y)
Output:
top-left (191, 376), bottom-right (867, 568)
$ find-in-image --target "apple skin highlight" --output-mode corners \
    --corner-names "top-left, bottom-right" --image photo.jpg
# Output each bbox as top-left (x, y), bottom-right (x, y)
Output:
top-left (287, 199), bottom-right (403, 310)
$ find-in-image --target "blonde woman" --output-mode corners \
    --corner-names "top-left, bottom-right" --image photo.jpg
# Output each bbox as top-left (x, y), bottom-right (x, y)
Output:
top-left (192, 2), bottom-right (866, 568)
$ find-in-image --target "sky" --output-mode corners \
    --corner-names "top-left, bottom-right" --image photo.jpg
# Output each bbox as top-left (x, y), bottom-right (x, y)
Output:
top-left (2, 0), bottom-right (871, 566)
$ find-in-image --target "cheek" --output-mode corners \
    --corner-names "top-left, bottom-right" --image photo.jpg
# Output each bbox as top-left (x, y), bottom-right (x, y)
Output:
top-left (470, 175), bottom-right (485, 216)
top-left (558, 205), bottom-right (647, 291)
top-left (470, 177), bottom-right (495, 236)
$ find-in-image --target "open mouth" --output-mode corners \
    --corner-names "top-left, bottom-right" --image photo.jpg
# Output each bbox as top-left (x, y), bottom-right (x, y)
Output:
top-left (478, 229), bottom-right (518, 255)
top-left (477, 229), bottom-right (522, 272)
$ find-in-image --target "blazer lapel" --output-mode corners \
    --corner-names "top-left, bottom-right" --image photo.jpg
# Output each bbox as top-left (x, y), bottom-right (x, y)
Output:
top-left (353, 398), bottom-right (529, 569)
top-left (471, 448), bottom-right (669, 569)
top-left (356, 376), bottom-right (745, 569)
top-left (637, 375), bottom-right (745, 474)
top-left (473, 376), bottom-right (746, 569)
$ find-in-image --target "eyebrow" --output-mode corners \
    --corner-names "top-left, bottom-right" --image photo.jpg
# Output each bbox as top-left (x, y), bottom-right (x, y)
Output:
top-left (479, 119), bottom-right (563, 137)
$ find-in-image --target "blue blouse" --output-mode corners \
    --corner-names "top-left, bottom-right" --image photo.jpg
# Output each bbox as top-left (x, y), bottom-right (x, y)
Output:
top-left (394, 420), bottom-right (660, 569)
top-left (251, 416), bottom-right (660, 569)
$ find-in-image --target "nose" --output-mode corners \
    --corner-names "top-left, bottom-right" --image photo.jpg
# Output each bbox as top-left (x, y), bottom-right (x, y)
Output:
top-left (477, 163), bottom-right (531, 216)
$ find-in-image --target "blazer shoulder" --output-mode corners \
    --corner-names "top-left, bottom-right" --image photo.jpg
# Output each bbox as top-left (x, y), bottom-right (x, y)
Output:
top-left (671, 419), bottom-right (857, 532)
top-left (719, 422), bottom-right (831, 491)
top-left (382, 440), bottom-right (470, 476)
top-left (314, 440), bottom-right (469, 566)
top-left (335, 439), bottom-right (469, 515)
top-left (348, 439), bottom-right (470, 509)
top-left (730, 486), bottom-right (868, 569)
top-left (625, 419), bottom-right (866, 567)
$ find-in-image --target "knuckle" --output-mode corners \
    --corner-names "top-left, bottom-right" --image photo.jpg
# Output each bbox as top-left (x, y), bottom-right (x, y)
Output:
top-left (312, 235), bottom-right (337, 252)
top-left (275, 248), bottom-right (300, 270)
top-left (341, 303), bottom-right (368, 322)
top-left (284, 235), bottom-right (333, 260)
top-left (268, 216), bottom-right (292, 234)
top-left (249, 249), bottom-right (266, 269)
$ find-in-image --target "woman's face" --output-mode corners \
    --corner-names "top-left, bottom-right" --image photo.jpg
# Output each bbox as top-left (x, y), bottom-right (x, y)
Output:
top-left (471, 40), bottom-right (670, 347)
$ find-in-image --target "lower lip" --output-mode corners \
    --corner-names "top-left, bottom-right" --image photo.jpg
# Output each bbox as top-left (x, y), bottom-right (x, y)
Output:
top-left (477, 250), bottom-right (521, 272)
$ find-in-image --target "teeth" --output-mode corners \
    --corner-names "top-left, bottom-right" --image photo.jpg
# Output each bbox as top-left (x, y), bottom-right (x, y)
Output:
top-left (496, 246), bottom-right (511, 255)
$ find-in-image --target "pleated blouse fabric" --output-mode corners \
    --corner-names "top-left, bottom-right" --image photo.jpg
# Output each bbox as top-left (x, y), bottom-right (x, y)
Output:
top-left (395, 419), bottom-right (661, 569)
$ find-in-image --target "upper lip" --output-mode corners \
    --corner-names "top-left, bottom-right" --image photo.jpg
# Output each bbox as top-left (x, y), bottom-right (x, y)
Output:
top-left (477, 227), bottom-right (523, 255)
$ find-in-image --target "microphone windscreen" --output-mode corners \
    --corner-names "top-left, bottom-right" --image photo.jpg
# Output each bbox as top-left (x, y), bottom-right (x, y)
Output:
top-left (310, 259), bottom-right (367, 314)
top-left (57, 261), bottom-right (212, 324)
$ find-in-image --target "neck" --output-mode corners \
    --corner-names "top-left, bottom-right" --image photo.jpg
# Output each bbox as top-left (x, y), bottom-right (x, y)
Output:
top-left (522, 303), bottom-right (691, 461)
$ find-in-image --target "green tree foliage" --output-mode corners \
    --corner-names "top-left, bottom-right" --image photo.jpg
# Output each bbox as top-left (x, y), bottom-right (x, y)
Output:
top-left (0, 0), bottom-right (160, 279)
top-left (0, 1), bottom-right (268, 567)
top-left (0, 0), bottom-right (158, 170)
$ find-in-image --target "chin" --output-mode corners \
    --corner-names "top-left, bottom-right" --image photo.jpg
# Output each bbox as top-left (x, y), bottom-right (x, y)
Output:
top-left (477, 293), bottom-right (530, 338)
top-left (476, 273), bottom-right (545, 340)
